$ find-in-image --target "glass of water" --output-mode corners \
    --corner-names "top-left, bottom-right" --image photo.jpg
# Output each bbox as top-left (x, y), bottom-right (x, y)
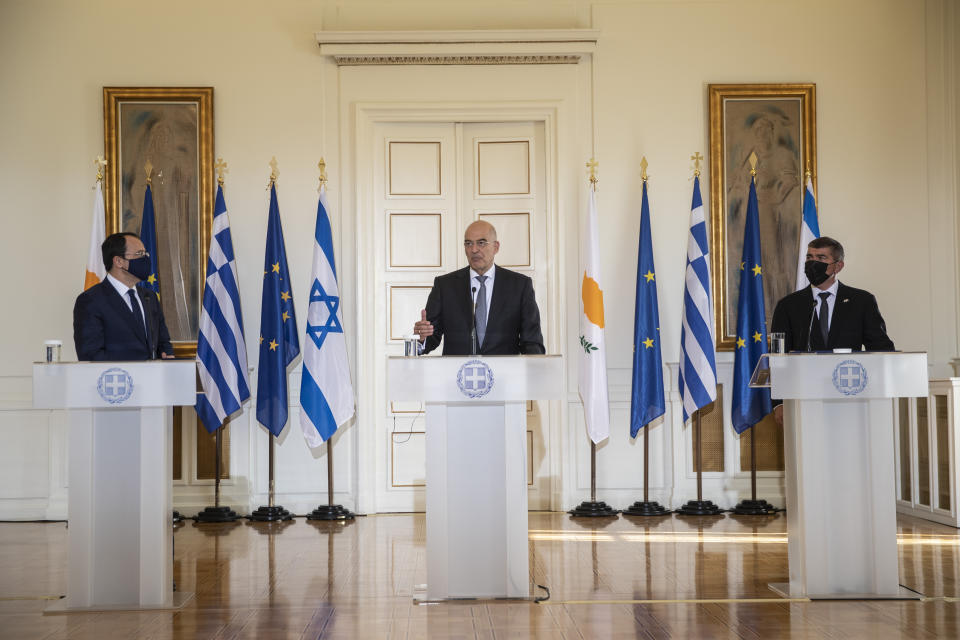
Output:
top-left (769, 332), bottom-right (786, 354)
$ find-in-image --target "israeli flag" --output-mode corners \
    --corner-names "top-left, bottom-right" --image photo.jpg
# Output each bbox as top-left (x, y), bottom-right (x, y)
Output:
top-left (795, 175), bottom-right (821, 289)
top-left (678, 176), bottom-right (718, 423)
top-left (299, 185), bottom-right (355, 447)
top-left (195, 185), bottom-right (250, 432)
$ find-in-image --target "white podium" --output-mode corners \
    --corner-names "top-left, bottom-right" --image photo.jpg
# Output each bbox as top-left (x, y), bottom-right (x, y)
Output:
top-left (768, 352), bottom-right (928, 599)
top-left (33, 361), bottom-right (196, 611)
top-left (388, 355), bottom-right (562, 601)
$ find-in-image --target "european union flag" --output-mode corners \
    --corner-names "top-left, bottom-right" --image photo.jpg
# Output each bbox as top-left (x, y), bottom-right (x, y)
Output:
top-left (139, 184), bottom-right (160, 297)
top-left (256, 183), bottom-right (300, 437)
top-left (630, 179), bottom-right (665, 438)
top-left (731, 176), bottom-right (772, 433)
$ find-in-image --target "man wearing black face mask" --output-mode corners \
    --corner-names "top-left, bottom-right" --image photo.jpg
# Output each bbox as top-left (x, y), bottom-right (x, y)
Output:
top-left (73, 232), bottom-right (174, 361)
top-left (771, 236), bottom-right (893, 423)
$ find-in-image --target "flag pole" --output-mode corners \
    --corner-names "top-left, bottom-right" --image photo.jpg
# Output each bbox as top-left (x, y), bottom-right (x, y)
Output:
top-left (569, 162), bottom-right (617, 518)
top-left (623, 421), bottom-right (669, 516)
top-left (676, 406), bottom-right (723, 516)
top-left (306, 160), bottom-right (355, 522)
top-left (731, 421), bottom-right (780, 515)
top-left (194, 424), bottom-right (241, 522)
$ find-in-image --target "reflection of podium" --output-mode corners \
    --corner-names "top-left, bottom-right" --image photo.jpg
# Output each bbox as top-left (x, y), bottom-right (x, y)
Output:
top-left (767, 352), bottom-right (928, 599)
top-left (388, 355), bottom-right (562, 601)
top-left (33, 361), bottom-right (196, 611)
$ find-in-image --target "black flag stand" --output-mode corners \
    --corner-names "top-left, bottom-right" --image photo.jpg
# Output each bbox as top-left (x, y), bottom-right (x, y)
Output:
top-left (307, 438), bottom-right (355, 520)
top-left (248, 433), bottom-right (293, 521)
top-left (195, 427), bottom-right (241, 522)
top-left (568, 441), bottom-right (619, 517)
top-left (732, 426), bottom-right (779, 515)
top-left (677, 409), bottom-right (723, 516)
top-left (622, 422), bottom-right (669, 516)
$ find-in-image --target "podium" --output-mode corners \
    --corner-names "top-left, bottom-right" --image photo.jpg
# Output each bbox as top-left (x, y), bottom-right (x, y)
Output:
top-left (388, 355), bottom-right (562, 601)
top-left (33, 361), bottom-right (196, 611)
top-left (766, 352), bottom-right (928, 599)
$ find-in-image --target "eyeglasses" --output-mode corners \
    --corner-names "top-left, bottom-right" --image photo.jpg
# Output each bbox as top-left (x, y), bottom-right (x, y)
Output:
top-left (463, 240), bottom-right (490, 249)
top-left (124, 250), bottom-right (150, 259)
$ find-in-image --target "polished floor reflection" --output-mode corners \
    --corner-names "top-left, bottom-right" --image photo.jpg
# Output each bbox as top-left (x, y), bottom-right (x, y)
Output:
top-left (0, 512), bottom-right (958, 638)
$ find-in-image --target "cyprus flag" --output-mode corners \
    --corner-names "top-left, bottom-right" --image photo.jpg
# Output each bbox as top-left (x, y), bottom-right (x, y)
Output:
top-left (578, 186), bottom-right (610, 443)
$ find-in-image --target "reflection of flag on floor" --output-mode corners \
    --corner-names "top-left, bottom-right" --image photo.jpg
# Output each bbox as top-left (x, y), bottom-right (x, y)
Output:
top-left (795, 174), bottom-right (821, 289)
top-left (83, 181), bottom-right (106, 291)
top-left (630, 179), bottom-right (664, 437)
top-left (579, 187), bottom-right (609, 444)
top-left (139, 184), bottom-right (160, 297)
top-left (257, 183), bottom-right (300, 438)
top-left (731, 176), bottom-right (772, 434)
top-left (300, 184), bottom-right (355, 447)
top-left (678, 176), bottom-right (718, 422)
top-left (195, 185), bottom-right (250, 433)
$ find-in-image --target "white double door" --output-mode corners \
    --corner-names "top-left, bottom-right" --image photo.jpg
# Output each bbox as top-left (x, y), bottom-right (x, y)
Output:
top-left (371, 120), bottom-right (551, 512)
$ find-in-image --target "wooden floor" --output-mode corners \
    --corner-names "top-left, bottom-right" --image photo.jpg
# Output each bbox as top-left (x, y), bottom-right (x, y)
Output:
top-left (1, 512), bottom-right (958, 639)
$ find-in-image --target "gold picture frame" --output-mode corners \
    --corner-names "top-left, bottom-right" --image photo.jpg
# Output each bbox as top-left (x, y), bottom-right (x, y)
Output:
top-left (103, 87), bottom-right (214, 357)
top-left (708, 83), bottom-right (817, 350)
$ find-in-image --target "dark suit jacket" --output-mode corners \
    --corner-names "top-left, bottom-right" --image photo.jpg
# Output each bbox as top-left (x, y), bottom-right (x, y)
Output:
top-left (423, 266), bottom-right (545, 355)
top-left (73, 280), bottom-right (174, 361)
top-left (770, 282), bottom-right (895, 353)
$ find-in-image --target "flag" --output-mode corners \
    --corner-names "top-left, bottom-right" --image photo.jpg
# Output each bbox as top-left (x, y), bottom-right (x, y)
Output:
top-left (678, 176), bottom-right (718, 422)
top-left (139, 184), bottom-right (160, 297)
top-left (195, 185), bottom-right (250, 433)
top-left (579, 187), bottom-right (610, 444)
top-left (256, 183), bottom-right (300, 437)
top-left (795, 174), bottom-right (821, 289)
top-left (83, 181), bottom-right (106, 290)
top-left (630, 179), bottom-right (664, 437)
top-left (300, 184), bottom-right (355, 447)
top-left (731, 176), bottom-right (772, 433)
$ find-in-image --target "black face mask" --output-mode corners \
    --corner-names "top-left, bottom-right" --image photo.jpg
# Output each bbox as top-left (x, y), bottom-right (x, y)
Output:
top-left (804, 259), bottom-right (831, 286)
top-left (125, 256), bottom-right (152, 281)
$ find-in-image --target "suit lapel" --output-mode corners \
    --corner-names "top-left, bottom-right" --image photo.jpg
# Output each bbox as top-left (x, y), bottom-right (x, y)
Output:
top-left (827, 283), bottom-right (850, 346)
top-left (135, 287), bottom-right (154, 351)
top-left (457, 268), bottom-right (474, 327)
top-left (103, 282), bottom-right (146, 344)
top-left (486, 268), bottom-right (508, 334)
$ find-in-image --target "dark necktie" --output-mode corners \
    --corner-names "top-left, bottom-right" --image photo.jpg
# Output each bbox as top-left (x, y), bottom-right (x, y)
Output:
top-left (475, 275), bottom-right (488, 347)
top-left (818, 291), bottom-right (831, 347)
top-left (128, 289), bottom-right (146, 340)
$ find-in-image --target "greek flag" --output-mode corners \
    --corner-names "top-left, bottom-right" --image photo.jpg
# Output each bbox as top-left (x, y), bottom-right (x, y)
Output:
top-left (299, 184), bottom-right (354, 447)
top-left (195, 185), bottom-right (250, 433)
top-left (795, 174), bottom-right (821, 289)
top-left (678, 176), bottom-right (718, 423)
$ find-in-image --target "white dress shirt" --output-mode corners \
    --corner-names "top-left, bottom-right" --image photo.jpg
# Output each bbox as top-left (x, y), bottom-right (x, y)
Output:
top-left (106, 273), bottom-right (147, 332)
top-left (469, 264), bottom-right (495, 325)
top-left (812, 279), bottom-right (839, 332)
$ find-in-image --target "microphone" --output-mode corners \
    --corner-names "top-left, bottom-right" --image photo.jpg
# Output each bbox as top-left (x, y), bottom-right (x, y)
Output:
top-left (805, 298), bottom-right (818, 352)
top-left (471, 285), bottom-right (478, 355)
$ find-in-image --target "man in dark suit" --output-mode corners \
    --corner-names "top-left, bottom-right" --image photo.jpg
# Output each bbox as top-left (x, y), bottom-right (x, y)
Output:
top-left (413, 220), bottom-right (545, 355)
top-left (771, 235), bottom-right (893, 422)
top-left (73, 232), bottom-right (175, 361)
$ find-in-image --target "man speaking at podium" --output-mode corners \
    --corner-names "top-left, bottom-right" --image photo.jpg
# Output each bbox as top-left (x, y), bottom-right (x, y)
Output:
top-left (413, 220), bottom-right (545, 356)
top-left (73, 232), bottom-right (174, 361)
top-left (771, 236), bottom-right (894, 422)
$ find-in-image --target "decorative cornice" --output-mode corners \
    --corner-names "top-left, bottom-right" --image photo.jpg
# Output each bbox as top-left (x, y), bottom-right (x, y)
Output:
top-left (316, 29), bottom-right (599, 45)
top-left (334, 54), bottom-right (581, 66)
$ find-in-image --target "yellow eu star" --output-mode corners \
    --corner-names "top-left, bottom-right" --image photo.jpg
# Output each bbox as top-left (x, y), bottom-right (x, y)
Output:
top-left (644, 270), bottom-right (655, 282)
top-left (272, 262), bottom-right (280, 273)
top-left (740, 261), bottom-right (745, 271)
top-left (280, 290), bottom-right (291, 302)
top-left (752, 264), bottom-right (762, 276)
top-left (752, 331), bottom-right (762, 342)
top-left (282, 311), bottom-right (290, 322)
top-left (147, 274), bottom-right (157, 285)
top-left (643, 337), bottom-right (654, 349)
top-left (269, 339), bottom-right (278, 351)
top-left (259, 335), bottom-right (263, 344)
top-left (736, 336), bottom-right (746, 348)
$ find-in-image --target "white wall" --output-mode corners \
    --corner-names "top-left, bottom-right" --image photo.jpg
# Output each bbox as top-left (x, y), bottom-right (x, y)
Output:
top-left (0, 0), bottom-right (956, 517)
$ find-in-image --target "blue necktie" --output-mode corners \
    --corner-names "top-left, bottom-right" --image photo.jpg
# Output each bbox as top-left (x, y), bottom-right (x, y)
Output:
top-left (818, 291), bottom-right (831, 347)
top-left (475, 275), bottom-right (488, 347)
top-left (128, 289), bottom-right (147, 340)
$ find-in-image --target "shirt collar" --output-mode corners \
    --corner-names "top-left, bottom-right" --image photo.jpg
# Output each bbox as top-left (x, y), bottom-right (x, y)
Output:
top-left (470, 263), bottom-right (496, 284)
top-left (811, 279), bottom-right (839, 299)
top-left (106, 272), bottom-right (137, 298)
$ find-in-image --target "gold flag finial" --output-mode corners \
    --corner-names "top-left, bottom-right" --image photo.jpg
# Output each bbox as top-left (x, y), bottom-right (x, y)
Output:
top-left (144, 159), bottom-right (154, 185)
top-left (267, 156), bottom-right (279, 188)
top-left (748, 151), bottom-right (758, 177)
top-left (318, 158), bottom-right (327, 191)
top-left (691, 151), bottom-right (703, 177)
top-left (94, 155), bottom-right (107, 182)
top-left (805, 160), bottom-right (812, 181)
top-left (586, 157), bottom-right (599, 187)
top-left (215, 158), bottom-right (228, 186)
top-left (640, 156), bottom-right (649, 183)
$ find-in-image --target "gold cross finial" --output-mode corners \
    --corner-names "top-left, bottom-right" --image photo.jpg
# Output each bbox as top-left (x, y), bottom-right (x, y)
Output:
top-left (640, 156), bottom-right (649, 183)
top-left (144, 159), bottom-right (154, 185)
top-left (586, 157), bottom-right (598, 186)
top-left (691, 151), bottom-right (703, 177)
top-left (749, 151), bottom-right (758, 177)
top-left (318, 158), bottom-right (327, 191)
top-left (267, 156), bottom-right (279, 188)
top-left (215, 158), bottom-right (228, 186)
top-left (94, 155), bottom-right (107, 182)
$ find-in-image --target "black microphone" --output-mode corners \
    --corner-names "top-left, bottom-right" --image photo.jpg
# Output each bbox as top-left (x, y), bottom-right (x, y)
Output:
top-left (471, 285), bottom-right (478, 355)
top-left (805, 298), bottom-right (818, 352)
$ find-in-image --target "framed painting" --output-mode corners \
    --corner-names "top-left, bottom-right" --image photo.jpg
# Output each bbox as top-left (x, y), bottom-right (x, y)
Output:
top-left (103, 87), bottom-right (214, 357)
top-left (708, 83), bottom-right (817, 350)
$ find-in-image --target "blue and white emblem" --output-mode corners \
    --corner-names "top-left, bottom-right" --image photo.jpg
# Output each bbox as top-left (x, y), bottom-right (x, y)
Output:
top-left (832, 359), bottom-right (868, 396)
top-left (97, 367), bottom-right (134, 404)
top-left (457, 359), bottom-right (494, 399)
